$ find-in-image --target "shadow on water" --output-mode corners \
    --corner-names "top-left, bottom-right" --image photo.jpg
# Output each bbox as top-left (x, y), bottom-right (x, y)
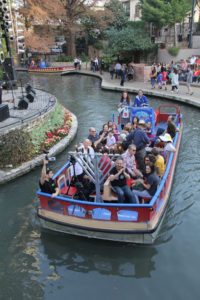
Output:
top-left (39, 231), bottom-right (157, 279)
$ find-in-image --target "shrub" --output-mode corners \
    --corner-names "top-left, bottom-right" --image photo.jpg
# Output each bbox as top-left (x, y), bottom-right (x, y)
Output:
top-left (0, 129), bottom-right (35, 168)
top-left (0, 104), bottom-right (73, 168)
top-left (168, 46), bottom-right (180, 57)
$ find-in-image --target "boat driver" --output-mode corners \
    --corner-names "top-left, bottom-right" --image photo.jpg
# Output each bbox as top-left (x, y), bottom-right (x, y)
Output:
top-left (39, 159), bottom-right (59, 197)
top-left (133, 90), bottom-right (149, 107)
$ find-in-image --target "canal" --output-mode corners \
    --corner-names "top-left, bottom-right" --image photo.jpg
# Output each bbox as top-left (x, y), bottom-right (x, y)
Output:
top-left (0, 74), bottom-right (200, 300)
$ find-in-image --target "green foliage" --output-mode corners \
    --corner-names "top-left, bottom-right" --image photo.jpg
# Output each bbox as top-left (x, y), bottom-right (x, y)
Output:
top-left (105, 23), bottom-right (155, 56)
top-left (105, 0), bottom-right (129, 30)
top-left (101, 54), bottom-right (118, 70)
top-left (93, 41), bottom-right (103, 50)
top-left (0, 129), bottom-right (34, 168)
top-left (140, 0), bottom-right (191, 29)
top-left (168, 46), bottom-right (180, 56)
top-left (30, 103), bottom-right (65, 153)
top-left (79, 53), bottom-right (89, 62)
top-left (55, 55), bottom-right (73, 62)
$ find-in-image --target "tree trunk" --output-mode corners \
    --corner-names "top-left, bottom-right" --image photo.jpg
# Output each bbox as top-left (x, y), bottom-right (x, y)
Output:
top-left (67, 30), bottom-right (76, 57)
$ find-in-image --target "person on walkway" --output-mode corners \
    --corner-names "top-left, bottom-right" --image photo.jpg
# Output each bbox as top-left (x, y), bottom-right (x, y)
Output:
top-left (133, 90), bottom-right (149, 107)
top-left (171, 69), bottom-right (179, 93)
top-left (115, 62), bottom-right (122, 79)
top-left (150, 66), bottom-right (157, 89)
top-left (161, 67), bottom-right (168, 90)
top-left (120, 64), bottom-right (127, 86)
top-left (186, 67), bottom-right (194, 95)
top-left (109, 64), bottom-right (115, 80)
top-left (109, 158), bottom-right (138, 203)
top-left (126, 119), bottom-right (150, 172)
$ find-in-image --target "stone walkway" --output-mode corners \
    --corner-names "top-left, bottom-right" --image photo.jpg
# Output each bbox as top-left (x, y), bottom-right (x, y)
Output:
top-left (66, 69), bottom-right (200, 109)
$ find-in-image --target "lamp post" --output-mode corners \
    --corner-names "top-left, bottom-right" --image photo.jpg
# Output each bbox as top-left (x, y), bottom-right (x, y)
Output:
top-left (189, 0), bottom-right (196, 48)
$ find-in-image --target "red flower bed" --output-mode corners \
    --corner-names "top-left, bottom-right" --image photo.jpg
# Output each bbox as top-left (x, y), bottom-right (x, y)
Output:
top-left (43, 111), bottom-right (72, 150)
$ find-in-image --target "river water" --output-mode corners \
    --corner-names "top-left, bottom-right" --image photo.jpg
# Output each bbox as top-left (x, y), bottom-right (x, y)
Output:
top-left (0, 74), bottom-right (200, 300)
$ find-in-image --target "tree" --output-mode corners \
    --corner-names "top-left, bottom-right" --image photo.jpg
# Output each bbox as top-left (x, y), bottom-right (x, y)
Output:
top-left (140, 0), bottom-right (192, 45)
top-left (105, 22), bottom-right (155, 61)
top-left (105, 0), bottom-right (129, 30)
top-left (20, 0), bottom-right (99, 57)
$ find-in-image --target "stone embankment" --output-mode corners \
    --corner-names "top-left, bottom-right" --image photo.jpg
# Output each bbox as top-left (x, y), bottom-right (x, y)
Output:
top-left (0, 89), bottom-right (78, 184)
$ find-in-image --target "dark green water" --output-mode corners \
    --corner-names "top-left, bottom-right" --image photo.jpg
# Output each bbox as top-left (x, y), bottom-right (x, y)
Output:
top-left (0, 74), bottom-right (200, 300)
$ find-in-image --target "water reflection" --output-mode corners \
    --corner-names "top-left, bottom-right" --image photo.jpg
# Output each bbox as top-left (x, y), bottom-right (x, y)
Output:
top-left (40, 232), bottom-right (157, 279)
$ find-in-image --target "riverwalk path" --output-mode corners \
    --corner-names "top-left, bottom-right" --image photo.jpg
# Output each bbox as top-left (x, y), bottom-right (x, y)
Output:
top-left (64, 69), bottom-right (200, 109)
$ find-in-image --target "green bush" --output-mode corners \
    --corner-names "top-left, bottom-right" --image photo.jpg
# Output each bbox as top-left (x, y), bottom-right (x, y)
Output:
top-left (0, 129), bottom-right (35, 168)
top-left (168, 46), bottom-right (180, 57)
top-left (79, 53), bottom-right (89, 62)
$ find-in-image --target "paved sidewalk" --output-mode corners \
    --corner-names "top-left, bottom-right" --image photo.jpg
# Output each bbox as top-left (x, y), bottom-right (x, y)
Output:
top-left (64, 69), bottom-right (200, 109)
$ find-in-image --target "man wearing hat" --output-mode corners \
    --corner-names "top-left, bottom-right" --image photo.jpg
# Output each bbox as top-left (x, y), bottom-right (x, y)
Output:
top-left (126, 119), bottom-right (150, 171)
top-left (159, 133), bottom-right (176, 152)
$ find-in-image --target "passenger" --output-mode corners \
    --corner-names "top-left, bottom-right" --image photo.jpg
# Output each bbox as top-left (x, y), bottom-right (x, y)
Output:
top-left (88, 127), bottom-right (99, 144)
top-left (88, 127), bottom-right (106, 150)
top-left (158, 133), bottom-right (176, 153)
top-left (99, 124), bottom-right (109, 146)
top-left (39, 159), bottom-right (59, 197)
top-left (144, 154), bottom-right (156, 168)
top-left (106, 130), bottom-right (116, 149)
top-left (77, 139), bottom-right (95, 159)
top-left (99, 148), bottom-right (112, 177)
top-left (122, 144), bottom-right (143, 178)
top-left (109, 158), bottom-right (138, 203)
top-left (112, 123), bottom-right (120, 141)
top-left (166, 115), bottom-right (179, 139)
top-left (107, 121), bottom-right (113, 130)
top-left (133, 90), bottom-right (149, 107)
top-left (126, 119), bottom-right (150, 172)
top-left (151, 148), bottom-right (166, 177)
top-left (118, 91), bottom-right (131, 129)
top-left (132, 116), bottom-right (139, 130)
top-left (122, 123), bottom-right (132, 134)
top-left (132, 165), bottom-right (160, 203)
top-left (145, 121), bottom-right (152, 135)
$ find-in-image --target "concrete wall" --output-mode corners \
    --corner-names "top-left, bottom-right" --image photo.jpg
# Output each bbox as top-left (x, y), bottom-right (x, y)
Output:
top-left (158, 48), bottom-right (200, 63)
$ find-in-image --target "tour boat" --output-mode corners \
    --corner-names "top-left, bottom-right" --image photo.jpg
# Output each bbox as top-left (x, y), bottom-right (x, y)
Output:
top-left (28, 66), bottom-right (75, 73)
top-left (37, 104), bottom-right (182, 244)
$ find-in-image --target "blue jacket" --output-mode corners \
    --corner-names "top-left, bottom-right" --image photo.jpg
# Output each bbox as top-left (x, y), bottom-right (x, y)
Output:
top-left (126, 128), bottom-right (150, 150)
top-left (133, 95), bottom-right (149, 107)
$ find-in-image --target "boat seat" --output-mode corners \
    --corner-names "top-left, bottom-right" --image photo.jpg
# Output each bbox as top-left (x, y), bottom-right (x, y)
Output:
top-left (102, 178), bottom-right (118, 202)
top-left (57, 174), bottom-right (77, 196)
